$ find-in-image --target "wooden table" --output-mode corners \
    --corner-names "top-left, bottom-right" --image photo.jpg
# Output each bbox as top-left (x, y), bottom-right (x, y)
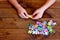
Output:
top-left (0, 0), bottom-right (60, 40)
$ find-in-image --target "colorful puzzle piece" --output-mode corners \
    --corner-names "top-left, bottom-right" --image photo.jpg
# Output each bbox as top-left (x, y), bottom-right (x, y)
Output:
top-left (29, 15), bottom-right (33, 18)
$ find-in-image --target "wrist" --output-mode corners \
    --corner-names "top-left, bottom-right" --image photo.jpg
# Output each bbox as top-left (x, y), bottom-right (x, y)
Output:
top-left (38, 7), bottom-right (46, 11)
top-left (16, 4), bottom-right (23, 10)
top-left (40, 6), bottom-right (47, 11)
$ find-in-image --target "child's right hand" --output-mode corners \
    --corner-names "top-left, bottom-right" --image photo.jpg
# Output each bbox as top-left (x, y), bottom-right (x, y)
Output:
top-left (17, 7), bottom-right (29, 19)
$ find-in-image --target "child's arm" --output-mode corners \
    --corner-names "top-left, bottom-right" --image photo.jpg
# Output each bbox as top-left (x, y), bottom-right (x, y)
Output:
top-left (8, 0), bottom-right (29, 19)
top-left (32, 0), bottom-right (56, 19)
top-left (40, 0), bottom-right (56, 11)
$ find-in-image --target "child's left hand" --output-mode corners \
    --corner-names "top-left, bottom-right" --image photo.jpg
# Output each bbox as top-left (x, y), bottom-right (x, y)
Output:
top-left (32, 8), bottom-right (45, 19)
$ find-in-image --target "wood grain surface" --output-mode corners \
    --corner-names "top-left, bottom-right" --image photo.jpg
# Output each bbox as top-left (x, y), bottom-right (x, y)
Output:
top-left (0, 0), bottom-right (60, 40)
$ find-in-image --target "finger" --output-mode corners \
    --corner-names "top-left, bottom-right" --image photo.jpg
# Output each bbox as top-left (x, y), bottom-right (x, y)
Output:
top-left (32, 11), bottom-right (38, 16)
top-left (24, 11), bottom-right (29, 17)
top-left (32, 12), bottom-right (38, 18)
top-left (32, 14), bottom-right (41, 19)
top-left (21, 12), bottom-right (29, 18)
top-left (19, 14), bottom-right (24, 18)
top-left (33, 12), bottom-right (44, 19)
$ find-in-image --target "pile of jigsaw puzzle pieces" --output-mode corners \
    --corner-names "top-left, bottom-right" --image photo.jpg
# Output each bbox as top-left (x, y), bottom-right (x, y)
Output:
top-left (28, 20), bottom-right (56, 36)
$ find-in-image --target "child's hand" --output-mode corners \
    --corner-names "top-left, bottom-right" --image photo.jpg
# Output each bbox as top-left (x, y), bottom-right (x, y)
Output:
top-left (32, 8), bottom-right (45, 19)
top-left (17, 7), bottom-right (29, 19)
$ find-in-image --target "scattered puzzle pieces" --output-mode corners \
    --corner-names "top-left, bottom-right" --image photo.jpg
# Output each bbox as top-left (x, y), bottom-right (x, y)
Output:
top-left (27, 20), bottom-right (56, 36)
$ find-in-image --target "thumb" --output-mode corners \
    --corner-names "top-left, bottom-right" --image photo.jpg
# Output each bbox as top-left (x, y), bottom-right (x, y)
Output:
top-left (33, 11), bottom-right (37, 16)
top-left (32, 11), bottom-right (38, 17)
top-left (24, 11), bottom-right (29, 17)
